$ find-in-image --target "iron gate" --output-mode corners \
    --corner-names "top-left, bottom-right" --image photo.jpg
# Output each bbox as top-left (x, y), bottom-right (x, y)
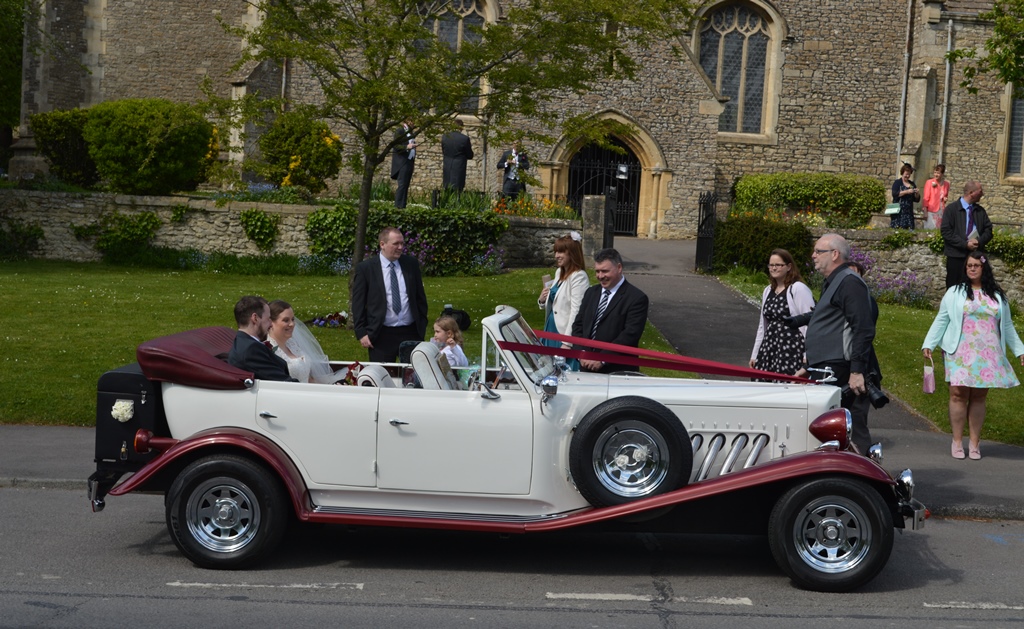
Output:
top-left (694, 191), bottom-right (718, 272)
top-left (566, 139), bottom-right (641, 236)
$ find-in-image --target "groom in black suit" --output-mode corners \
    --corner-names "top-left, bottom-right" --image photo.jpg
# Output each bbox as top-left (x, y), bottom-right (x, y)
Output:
top-left (351, 227), bottom-right (429, 362)
top-left (571, 248), bottom-right (649, 374)
top-left (227, 295), bottom-right (298, 382)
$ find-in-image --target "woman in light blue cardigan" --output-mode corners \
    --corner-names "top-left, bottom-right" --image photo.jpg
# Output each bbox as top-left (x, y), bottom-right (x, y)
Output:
top-left (922, 252), bottom-right (1024, 460)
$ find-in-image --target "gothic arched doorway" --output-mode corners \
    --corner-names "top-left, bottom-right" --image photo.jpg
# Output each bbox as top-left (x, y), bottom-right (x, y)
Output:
top-left (567, 139), bottom-right (642, 236)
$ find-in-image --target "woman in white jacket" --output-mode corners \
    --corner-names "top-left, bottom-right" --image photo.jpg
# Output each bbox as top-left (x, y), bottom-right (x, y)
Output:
top-left (750, 249), bottom-right (815, 380)
top-left (922, 252), bottom-right (1024, 460)
top-left (537, 232), bottom-right (590, 370)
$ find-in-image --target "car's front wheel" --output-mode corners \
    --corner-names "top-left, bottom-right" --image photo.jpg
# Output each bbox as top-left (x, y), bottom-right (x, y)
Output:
top-left (166, 455), bottom-right (288, 569)
top-left (569, 396), bottom-right (691, 507)
top-left (768, 477), bottom-right (894, 592)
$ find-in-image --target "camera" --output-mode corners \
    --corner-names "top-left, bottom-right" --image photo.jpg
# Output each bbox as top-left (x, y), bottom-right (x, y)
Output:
top-left (842, 372), bottom-right (889, 409)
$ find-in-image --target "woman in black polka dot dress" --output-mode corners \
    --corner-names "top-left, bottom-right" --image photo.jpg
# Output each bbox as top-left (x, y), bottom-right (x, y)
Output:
top-left (750, 249), bottom-right (815, 381)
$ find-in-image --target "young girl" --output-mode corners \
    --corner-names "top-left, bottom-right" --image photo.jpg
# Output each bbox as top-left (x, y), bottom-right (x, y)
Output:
top-left (432, 315), bottom-right (468, 367)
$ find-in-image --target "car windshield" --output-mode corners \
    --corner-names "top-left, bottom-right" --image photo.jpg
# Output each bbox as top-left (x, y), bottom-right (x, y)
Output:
top-left (499, 314), bottom-right (555, 381)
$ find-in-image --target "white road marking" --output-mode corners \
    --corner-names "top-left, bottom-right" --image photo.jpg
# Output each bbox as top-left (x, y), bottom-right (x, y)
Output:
top-left (924, 601), bottom-right (1024, 611)
top-left (167, 581), bottom-right (363, 590)
top-left (546, 593), bottom-right (752, 606)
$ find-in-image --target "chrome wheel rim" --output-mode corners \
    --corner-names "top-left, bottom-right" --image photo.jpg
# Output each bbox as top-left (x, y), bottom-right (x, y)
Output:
top-left (186, 478), bottom-right (261, 553)
top-left (792, 497), bottom-right (871, 573)
top-left (591, 420), bottom-right (669, 497)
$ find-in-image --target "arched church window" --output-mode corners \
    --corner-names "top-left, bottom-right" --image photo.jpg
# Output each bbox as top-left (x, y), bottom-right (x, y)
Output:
top-left (1008, 96), bottom-right (1024, 176)
top-left (698, 3), bottom-right (770, 134)
top-left (425, 0), bottom-right (487, 111)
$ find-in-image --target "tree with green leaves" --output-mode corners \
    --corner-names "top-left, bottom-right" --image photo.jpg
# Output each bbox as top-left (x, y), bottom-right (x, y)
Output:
top-left (227, 0), bottom-right (698, 265)
top-left (947, 0), bottom-right (1024, 97)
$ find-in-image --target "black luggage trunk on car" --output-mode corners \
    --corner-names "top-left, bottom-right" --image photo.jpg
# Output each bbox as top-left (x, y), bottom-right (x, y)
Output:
top-left (95, 363), bottom-right (168, 473)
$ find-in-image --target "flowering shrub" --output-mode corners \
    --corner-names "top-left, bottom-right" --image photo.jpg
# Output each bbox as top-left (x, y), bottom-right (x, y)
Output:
top-left (468, 245), bottom-right (506, 276)
top-left (297, 253), bottom-right (352, 275)
top-left (848, 245), bottom-right (876, 272)
top-left (869, 270), bottom-right (932, 309)
top-left (213, 183), bottom-right (314, 206)
top-left (493, 195), bottom-right (578, 220)
top-left (257, 109), bottom-right (343, 193)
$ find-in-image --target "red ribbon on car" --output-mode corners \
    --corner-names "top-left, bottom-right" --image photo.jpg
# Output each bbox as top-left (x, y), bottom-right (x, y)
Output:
top-left (495, 330), bottom-right (813, 384)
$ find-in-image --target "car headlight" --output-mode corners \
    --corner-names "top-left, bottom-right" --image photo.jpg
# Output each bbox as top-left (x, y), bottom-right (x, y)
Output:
top-left (808, 408), bottom-right (852, 451)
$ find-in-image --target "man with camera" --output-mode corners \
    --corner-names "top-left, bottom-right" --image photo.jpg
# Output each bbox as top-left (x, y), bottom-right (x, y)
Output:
top-left (787, 234), bottom-right (879, 454)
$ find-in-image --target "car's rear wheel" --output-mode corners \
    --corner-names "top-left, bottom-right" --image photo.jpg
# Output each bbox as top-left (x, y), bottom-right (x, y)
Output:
top-left (166, 455), bottom-right (288, 569)
top-left (768, 477), bottom-right (894, 592)
top-left (569, 396), bottom-right (691, 507)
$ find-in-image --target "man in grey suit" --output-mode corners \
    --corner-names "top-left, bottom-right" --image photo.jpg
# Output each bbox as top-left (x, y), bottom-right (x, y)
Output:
top-left (441, 120), bottom-right (473, 192)
top-left (351, 227), bottom-right (429, 362)
top-left (227, 295), bottom-right (298, 382)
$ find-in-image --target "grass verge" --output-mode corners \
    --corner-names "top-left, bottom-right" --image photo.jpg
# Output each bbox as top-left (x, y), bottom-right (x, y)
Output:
top-left (718, 267), bottom-right (1024, 446)
top-left (1, 261), bottom-right (683, 426)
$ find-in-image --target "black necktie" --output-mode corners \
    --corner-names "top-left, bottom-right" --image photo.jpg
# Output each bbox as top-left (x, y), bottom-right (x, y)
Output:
top-left (591, 289), bottom-right (611, 339)
top-left (389, 262), bottom-right (401, 315)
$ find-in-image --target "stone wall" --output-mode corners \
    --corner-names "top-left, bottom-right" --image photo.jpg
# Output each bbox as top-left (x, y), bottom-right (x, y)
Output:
top-left (831, 229), bottom-right (1024, 306)
top-left (0, 190), bottom-right (580, 268)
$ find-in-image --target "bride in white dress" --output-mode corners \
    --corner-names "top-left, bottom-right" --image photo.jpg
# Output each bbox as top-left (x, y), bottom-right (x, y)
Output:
top-left (268, 300), bottom-right (345, 384)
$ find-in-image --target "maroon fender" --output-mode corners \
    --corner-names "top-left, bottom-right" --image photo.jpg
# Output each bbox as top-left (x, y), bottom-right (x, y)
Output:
top-left (109, 427), bottom-right (312, 519)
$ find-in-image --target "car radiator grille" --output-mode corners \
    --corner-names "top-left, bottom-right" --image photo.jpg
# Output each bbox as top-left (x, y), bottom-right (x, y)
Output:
top-left (689, 432), bottom-right (770, 483)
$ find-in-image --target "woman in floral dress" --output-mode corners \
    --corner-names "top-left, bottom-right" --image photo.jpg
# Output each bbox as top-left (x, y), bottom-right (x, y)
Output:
top-left (750, 249), bottom-right (815, 381)
top-left (922, 252), bottom-right (1024, 460)
top-left (891, 163), bottom-right (920, 229)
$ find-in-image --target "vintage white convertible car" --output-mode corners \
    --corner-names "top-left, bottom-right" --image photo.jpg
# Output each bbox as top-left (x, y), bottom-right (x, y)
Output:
top-left (89, 305), bottom-right (925, 592)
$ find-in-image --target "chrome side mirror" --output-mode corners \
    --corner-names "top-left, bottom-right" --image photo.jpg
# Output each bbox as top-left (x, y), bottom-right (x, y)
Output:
top-left (479, 383), bottom-right (501, 400)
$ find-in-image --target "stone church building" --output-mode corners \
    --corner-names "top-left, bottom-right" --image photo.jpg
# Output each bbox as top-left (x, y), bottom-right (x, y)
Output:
top-left (13, 0), bottom-right (1024, 237)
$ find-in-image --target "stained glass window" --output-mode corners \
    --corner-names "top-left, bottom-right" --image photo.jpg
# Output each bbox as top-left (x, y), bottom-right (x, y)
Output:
top-left (699, 4), bottom-right (770, 134)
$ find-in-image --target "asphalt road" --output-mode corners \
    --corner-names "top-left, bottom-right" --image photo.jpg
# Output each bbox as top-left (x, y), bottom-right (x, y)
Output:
top-left (2, 487), bottom-right (1023, 628)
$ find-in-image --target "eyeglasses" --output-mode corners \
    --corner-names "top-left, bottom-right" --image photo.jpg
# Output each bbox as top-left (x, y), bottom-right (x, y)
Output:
top-left (767, 263), bottom-right (787, 269)
top-left (966, 264), bottom-right (983, 269)
top-left (813, 248), bottom-right (834, 255)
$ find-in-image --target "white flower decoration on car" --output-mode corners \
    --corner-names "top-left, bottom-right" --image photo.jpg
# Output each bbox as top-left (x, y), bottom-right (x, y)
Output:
top-left (111, 399), bottom-right (135, 423)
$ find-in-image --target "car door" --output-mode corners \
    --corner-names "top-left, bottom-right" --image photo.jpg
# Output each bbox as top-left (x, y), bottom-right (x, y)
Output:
top-left (375, 385), bottom-right (535, 495)
top-left (255, 381), bottom-right (379, 487)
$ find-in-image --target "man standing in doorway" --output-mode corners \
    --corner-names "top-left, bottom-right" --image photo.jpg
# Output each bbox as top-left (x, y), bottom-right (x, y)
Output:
top-left (571, 248), bottom-right (649, 373)
top-left (351, 227), bottom-right (429, 362)
top-left (941, 180), bottom-right (992, 288)
top-left (441, 120), bottom-right (473, 193)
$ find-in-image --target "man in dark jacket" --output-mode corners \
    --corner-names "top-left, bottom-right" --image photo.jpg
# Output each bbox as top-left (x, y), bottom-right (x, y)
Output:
top-left (941, 180), bottom-right (992, 288)
top-left (351, 227), bottom-right (429, 362)
top-left (227, 295), bottom-right (298, 382)
top-left (441, 120), bottom-right (473, 192)
top-left (789, 234), bottom-right (876, 453)
top-left (497, 141), bottom-right (529, 199)
top-left (571, 248), bottom-right (649, 374)
top-left (390, 120), bottom-right (417, 209)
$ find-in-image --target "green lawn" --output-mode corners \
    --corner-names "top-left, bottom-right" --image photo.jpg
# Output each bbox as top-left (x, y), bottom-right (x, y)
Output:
top-left (718, 268), bottom-right (1024, 446)
top-left (0, 261), bottom-right (683, 425)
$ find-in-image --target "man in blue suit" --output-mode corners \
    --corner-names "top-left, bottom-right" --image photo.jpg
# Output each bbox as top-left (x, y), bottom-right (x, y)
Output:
top-left (352, 227), bottom-right (429, 362)
top-left (227, 295), bottom-right (298, 382)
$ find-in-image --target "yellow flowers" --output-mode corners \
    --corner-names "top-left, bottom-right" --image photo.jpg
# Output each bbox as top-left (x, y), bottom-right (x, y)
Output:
top-left (282, 155), bottom-right (302, 187)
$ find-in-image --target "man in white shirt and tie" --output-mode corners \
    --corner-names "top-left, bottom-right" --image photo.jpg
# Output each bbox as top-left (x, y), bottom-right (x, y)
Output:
top-left (571, 248), bottom-right (649, 373)
top-left (941, 181), bottom-right (993, 288)
top-left (352, 227), bottom-right (429, 362)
